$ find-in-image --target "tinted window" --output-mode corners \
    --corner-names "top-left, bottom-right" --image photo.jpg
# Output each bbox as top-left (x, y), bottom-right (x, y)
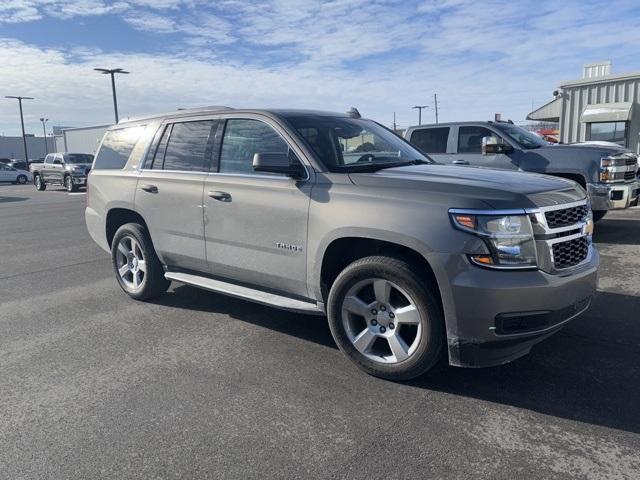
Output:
top-left (161, 120), bottom-right (217, 171)
top-left (94, 126), bottom-right (145, 170)
top-left (588, 121), bottom-right (627, 146)
top-left (63, 153), bottom-right (94, 164)
top-left (458, 126), bottom-right (498, 154)
top-left (149, 125), bottom-right (171, 170)
top-left (410, 127), bottom-right (449, 153)
top-left (219, 119), bottom-right (289, 174)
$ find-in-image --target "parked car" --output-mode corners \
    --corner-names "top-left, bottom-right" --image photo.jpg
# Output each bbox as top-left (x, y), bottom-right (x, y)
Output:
top-left (405, 120), bottom-right (639, 222)
top-left (85, 107), bottom-right (598, 380)
top-left (0, 162), bottom-right (32, 184)
top-left (6, 159), bottom-right (29, 171)
top-left (31, 152), bottom-right (94, 192)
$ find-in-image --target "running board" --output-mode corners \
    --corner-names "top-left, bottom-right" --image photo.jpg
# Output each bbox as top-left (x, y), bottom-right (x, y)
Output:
top-left (164, 271), bottom-right (324, 315)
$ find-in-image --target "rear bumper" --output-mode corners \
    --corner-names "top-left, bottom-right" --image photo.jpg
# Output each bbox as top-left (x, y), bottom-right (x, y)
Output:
top-left (587, 180), bottom-right (639, 210)
top-left (441, 248), bottom-right (599, 368)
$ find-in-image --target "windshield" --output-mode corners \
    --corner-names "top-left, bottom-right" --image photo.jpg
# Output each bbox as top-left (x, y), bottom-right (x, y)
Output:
top-left (64, 153), bottom-right (94, 164)
top-left (493, 123), bottom-right (549, 149)
top-left (285, 115), bottom-right (431, 171)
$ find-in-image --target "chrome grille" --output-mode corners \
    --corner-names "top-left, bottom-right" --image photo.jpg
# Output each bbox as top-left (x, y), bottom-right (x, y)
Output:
top-left (552, 237), bottom-right (589, 269)
top-left (544, 204), bottom-right (587, 228)
top-left (624, 170), bottom-right (636, 181)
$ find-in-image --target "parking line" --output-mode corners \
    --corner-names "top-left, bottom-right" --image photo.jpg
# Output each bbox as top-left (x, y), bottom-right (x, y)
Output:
top-left (68, 192), bottom-right (86, 196)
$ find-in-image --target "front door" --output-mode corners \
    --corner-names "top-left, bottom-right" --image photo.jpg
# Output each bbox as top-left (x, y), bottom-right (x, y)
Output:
top-left (204, 117), bottom-right (312, 298)
top-left (135, 119), bottom-right (219, 273)
top-left (453, 125), bottom-right (515, 170)
top-left (0, 164), bottom-right (11, 182)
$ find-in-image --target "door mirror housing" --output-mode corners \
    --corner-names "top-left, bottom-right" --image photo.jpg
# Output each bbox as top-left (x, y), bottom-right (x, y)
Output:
top-left (253, 152), bottom-right (306, 179)
top-left (482, 136), bottom-right (513, 155)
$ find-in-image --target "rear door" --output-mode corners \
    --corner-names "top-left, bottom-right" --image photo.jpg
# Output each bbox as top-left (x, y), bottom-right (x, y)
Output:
top-left (135, 118), bottom-right (218, 273)
top-left (203, 116), bottom-right (312, 298)
top-left (454, 125), bottom-right (516, 169)
top-left (407, 126), bottom-right (452, 163)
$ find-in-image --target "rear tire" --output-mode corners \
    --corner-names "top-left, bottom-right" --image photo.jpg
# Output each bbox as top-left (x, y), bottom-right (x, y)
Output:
top-left (327, 255), bottom-right (444, 381)
top-left (593, 210), bottom-right (607, 222)
top-left (111, 223), bottom-right (170, 301)
top-left (34, 175), bottom-right (46, 191)
top-left (16, 175), bottom-right (27, 184)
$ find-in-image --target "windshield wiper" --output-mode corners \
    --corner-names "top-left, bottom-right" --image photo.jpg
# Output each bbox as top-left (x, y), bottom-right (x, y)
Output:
top-left (340, 159), bottom-right (430, 173)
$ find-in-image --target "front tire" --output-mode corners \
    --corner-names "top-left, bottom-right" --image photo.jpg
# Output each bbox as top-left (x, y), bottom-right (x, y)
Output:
top-left (16, 175), bottom-right (27, 184)
top-left (593, 210), bottom-right (607, 222)
top-left (34, 175), bottom-right (46, 191)
top-left (111, 223), bottom-right (170, 301)
top-left (64, 175), bottom-right (77, 192)
top-left (327, 256), bottom-right (444, 381)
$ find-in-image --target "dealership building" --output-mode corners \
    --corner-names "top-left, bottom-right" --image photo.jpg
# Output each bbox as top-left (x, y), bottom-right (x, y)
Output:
top-left (528, 62), bottom-right (640, 153)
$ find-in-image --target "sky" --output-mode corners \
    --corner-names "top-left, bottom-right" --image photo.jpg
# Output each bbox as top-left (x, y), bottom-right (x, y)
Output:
top-left (1, 0), bottom-right (640, 136)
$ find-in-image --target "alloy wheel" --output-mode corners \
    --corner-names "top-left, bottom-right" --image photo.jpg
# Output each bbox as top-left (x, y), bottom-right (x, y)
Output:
top-left (115, 236), bottom-right (147, 291)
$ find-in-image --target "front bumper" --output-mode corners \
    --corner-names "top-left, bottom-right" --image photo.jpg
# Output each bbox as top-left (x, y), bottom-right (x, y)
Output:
top-left (587, 180), bottom-right (639, 210)
top-left (71, 175), bottom-right (87, 185)
top-left (440, 248), bottom-right (599, 368)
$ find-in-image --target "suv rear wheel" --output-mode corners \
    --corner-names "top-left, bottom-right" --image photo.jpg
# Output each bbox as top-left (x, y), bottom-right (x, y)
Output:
top-left (327, 255), bottom-right (444, 381)
top-left (111, 223), bottom-right (170, 300)
top-left (34, 174), bottom-right (46, 191)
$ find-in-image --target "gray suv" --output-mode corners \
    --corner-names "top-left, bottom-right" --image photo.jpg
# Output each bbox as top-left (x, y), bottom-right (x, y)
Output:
top-left (86, 107), bottom-right (598, 380)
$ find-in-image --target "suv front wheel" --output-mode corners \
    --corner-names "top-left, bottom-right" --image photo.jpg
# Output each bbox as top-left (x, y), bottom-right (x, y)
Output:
top-left (111, 223), bottom-right (170, 300)
top-left (327, 255), bottom-right (444, 381)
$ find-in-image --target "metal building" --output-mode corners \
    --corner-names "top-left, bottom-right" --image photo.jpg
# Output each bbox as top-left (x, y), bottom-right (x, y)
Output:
top-left (0, 135), bottom-right (56, 160)
top-left (59, 125), bottom-right (110, 154)
top-left (528, 62), bottom-right (640, 153)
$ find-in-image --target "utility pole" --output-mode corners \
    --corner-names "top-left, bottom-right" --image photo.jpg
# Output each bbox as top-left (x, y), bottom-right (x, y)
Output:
top-left (5, 96), bottom-right (34, 162)
top-left (393, 112), bottom-right (397, 131)
top-left (40, 117), bottom-right (49, 155)
top-left (433, 93), bottom-right (439, 124)
top-left (94, 67), bottom-right (130, 123)
top-left (412, 105), bottom-right (428, 125)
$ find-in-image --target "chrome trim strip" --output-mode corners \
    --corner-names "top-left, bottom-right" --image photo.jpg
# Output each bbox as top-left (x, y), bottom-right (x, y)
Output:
top-left (523, 198), bottom-right (588, 214)
top-left (449, 208), bottom-right (527, 216)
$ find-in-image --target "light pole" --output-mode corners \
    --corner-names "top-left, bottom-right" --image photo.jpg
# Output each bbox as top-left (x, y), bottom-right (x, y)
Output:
top-left (40, 117), bottom-right (49, 155)
top-left (94, 67), bottom-right (130, 123)
top-left (5, 96), bottom-right (34, 162)
top-left (412, 105), bottom-right (428, 126)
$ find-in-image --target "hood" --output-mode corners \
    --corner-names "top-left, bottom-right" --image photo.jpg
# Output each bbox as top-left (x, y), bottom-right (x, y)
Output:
top-left (349, 164), bottom-right (585, 209)
top-left (536, 143), bottom-right (633, 157)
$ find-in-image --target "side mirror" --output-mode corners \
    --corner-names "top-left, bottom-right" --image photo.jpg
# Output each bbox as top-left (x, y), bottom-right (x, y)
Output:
top-left (482, 136), bottom-right (513, 155)
top-left (253, 152), bottom-right (306, 179)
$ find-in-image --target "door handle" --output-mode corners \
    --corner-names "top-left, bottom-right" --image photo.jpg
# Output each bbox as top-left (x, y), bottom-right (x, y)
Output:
top-left (452, 160), bottom-right (470, 165)
top-left (208, 191), bottom-right (231, 201)
top-left (140, 183), bottom-right (158, 193)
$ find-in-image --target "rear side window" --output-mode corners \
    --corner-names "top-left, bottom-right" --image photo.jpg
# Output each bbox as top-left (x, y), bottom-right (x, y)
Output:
top-left (410, 127), bottom-right (449, 153)
top-left (160, 120), bottom-right (217, 171)
top-left (458, 126), bottom-right (497, 154)
top-left (94, 126), bottom-right (145, 170)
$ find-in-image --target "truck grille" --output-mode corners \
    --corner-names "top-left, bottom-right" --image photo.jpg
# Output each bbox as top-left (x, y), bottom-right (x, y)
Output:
top-left (552, 236), bottom-right (589, 269)
top-left (544, 204), bottom-right (588, 228)
top-left (624, 170), bottom-right (636, 181)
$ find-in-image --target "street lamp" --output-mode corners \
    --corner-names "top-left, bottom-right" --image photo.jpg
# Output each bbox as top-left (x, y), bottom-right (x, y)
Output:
top-left (5, 95), bottom-right (34, 162)
top-left (412, 105), bottom-right (429, 126)
top-left (40, 117), bottom-right (49, 155)
top-left (94, 67), bottom-right (130, 123)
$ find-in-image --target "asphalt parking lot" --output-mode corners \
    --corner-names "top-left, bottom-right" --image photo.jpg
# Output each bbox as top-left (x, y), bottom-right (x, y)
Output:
top-left (1, 182), bottom-right (639, 479)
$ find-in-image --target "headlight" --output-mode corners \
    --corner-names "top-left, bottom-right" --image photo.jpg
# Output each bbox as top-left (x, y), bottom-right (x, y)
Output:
top-left (450, 212), bottom-right (537, 269)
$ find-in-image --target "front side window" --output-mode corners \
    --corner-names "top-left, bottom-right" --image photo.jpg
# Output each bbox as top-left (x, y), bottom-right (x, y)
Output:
top-left (160, 120), bottom-right (217, 171)
top-left (219, 119), bottom-right (289, 175)
top-left (63, 153), bottom-right (94, 164)
top-left (44, 154), bottom-right (53, 165)
top-left (287, 115), bottom-right (430, 171)
top-left (458, 126), bottom-right (499, 154)
top-left (410, 127), bottom-right (449, 153)
top-left (94, 126), bottom-right (145, 170)
top-left (588, 121), bottom-right (627, 146)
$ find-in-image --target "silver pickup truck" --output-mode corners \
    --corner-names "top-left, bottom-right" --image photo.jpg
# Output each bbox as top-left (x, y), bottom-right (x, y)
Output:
top-left (85, 107), bottom-right (598, 380)
top-left (31, 152), bottom-right (94, 192)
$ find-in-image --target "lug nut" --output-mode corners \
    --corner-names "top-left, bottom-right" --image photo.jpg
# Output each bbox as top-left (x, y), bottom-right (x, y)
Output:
top-left (389, 312), bottom-right (395, 319)
top-left (380, 305), bottom-right (386, 311)
top-left (379, 326), bottom-right (386, 333)
top-left (389, 323), bottom-right (395, 330)
top-left (371, 309), bottom-right (377, 315)
top-left (371, 319), bottom-right (378, 326)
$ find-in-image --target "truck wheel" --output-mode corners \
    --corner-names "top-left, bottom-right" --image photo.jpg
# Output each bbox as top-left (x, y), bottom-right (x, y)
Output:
top-left (111, 223), bottom-right (170, 301)
top-left (327, 256), bottom-right (444, 381)
top-left (16, 175), bottom-right (27, 185)
top-left (593, 210), bottom-right (607, 222)
top-left (34, 175), bottom-right (46, 191)
top-left (64, 175), bottom-right (77, 192)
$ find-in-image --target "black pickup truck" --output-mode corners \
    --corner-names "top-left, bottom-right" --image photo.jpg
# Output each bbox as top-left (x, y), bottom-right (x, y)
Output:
top-left (31, 153), bottom-right (94, 192)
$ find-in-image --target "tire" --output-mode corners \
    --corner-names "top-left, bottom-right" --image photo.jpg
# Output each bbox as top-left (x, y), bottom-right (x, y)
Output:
top-left (34, 174), bottom-right (46, 191)
top-left (111, 223), bottom-right (170, 301)
top-left (327, 255), bottom-right (444, 381)
top-left (593, 210), bottom-right (607, 222)
top-left (16, 175), bottom-right (27, 184)
top-left (64, 175), bottom-right (77, 192)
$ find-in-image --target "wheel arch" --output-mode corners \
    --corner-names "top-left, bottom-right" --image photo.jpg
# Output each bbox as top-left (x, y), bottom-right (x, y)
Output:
top-left (105, 207), bottom-right (150, 248)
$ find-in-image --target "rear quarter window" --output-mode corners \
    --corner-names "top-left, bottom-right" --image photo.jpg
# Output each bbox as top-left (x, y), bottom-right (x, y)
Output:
top-left (93, 126), bottom-right (146, 170)
top-left (410, 127), bottom-right (449, 153)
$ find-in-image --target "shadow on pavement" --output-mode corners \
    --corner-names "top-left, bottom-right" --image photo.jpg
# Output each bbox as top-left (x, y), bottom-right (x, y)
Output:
top-left (594, 217), bottom-right (640, 245)
top-left (154, 285), bottom-right (640, 435)
top-left (0, 196), bottom-right (28, 203)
